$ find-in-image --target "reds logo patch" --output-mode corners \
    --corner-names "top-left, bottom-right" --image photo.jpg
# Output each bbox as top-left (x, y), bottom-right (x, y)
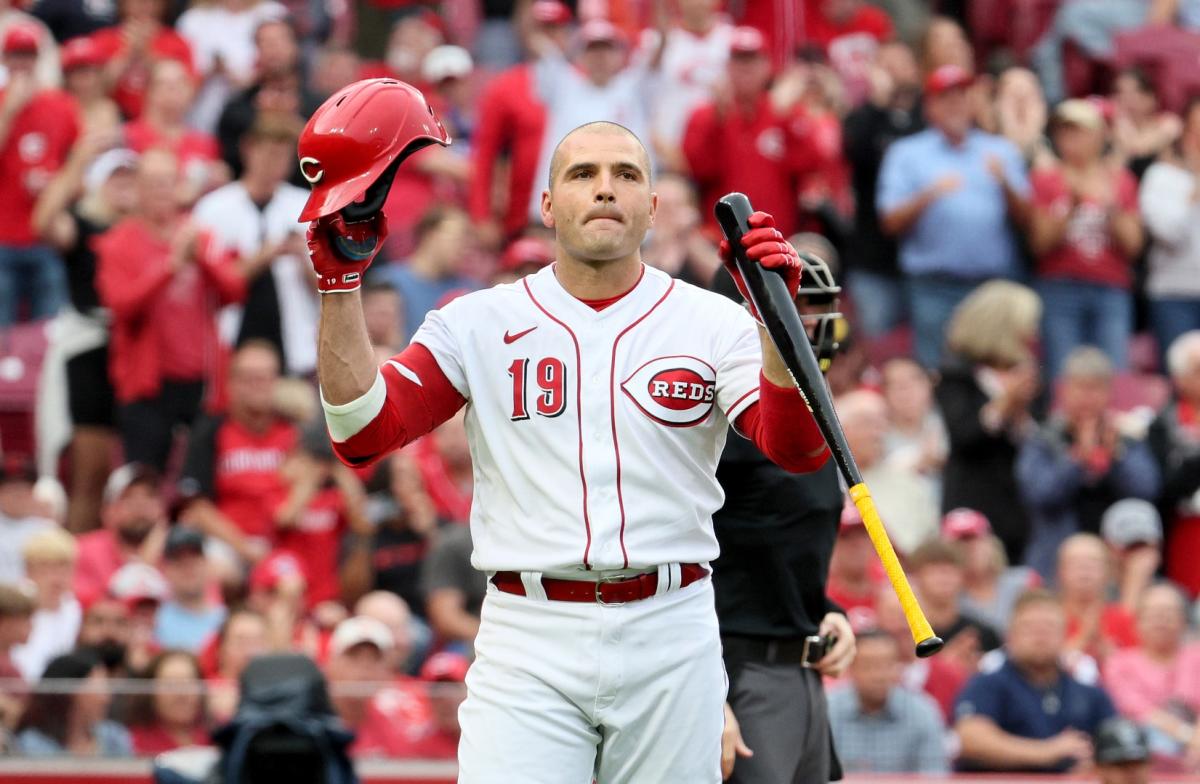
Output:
top-left (621, 355), bottom-right (716, 427)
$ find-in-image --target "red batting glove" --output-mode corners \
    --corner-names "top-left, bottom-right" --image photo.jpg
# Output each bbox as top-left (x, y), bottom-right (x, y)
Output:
top-left (718, 211), bottom-right (802, 323)
top-left (306, 212), bottom-right (389, 294)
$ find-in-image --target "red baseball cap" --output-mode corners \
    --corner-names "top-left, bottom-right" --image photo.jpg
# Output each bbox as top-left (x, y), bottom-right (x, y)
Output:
top-left (420, 651), bottom-right (470, 682)
top-left (941, 508), bottom-right (991, 540)
top-left (530, 0), bottom-right (572, 25)
top-left (500, 236), bottom-right (554, 272)
top-left (924, 64), bottom-right (973, 96)
top-left (249, 551), bottom-right (305, 594)
top-left (61, 36), bottom-right (104, 71)
top-left (729, 26), bottom-right (766, 56)
top-left (579, 19), bottom-right (625, 47)
top-left (2, 24), bottom-right (39, 55)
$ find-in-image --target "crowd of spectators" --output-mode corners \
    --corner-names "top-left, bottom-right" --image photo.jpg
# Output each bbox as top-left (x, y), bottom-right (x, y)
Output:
top-left (0, 0), bottom-right (1198, 778)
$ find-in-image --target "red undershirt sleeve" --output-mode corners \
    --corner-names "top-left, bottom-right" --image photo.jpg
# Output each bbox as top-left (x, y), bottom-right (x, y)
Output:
top-left (734, 372), bottom-right (830, 473)
top-left (324, 343), bottom-right (467, 468)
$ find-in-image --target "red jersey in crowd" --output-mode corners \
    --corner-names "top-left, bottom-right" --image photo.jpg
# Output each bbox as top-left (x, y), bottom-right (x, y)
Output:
top-left (179, 415), bottom-right (298, 541)
top-left (351, 679), bottom-right (437, 758)
top-left (95, 223), bottom-right (244, 403)
top-left (805, 1), bottom-right (893, 52)
top-left (276, 486), bottom-right (348, 608)
top-left (123, 119), bottom-right (220, 189)
top-left (130, 725), bottom-right (208, 755)
top-left (91, 24), bottom-right (194, 119)
top-left (469, 64), bottom-right (546, 238)
top-left (412, 437), bottom-right (471, 525)
top-left (1065, 603), bottom-right (1139, 661)
top-left (1031, 167), bottom-right (1140, 288)
top-left (0, 89), bottom-right (80, 245)
top-left (683, 95), bottom-right (826, 239)
top-left (73, 528), bottom-right (129, 606)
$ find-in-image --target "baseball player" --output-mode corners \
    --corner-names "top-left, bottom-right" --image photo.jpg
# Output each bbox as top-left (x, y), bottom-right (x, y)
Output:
top-left (299, 79), bottom-right (830, 783)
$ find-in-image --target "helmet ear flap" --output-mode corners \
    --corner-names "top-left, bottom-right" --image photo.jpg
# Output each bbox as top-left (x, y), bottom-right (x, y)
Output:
top-left (338, 137), bottom-right (441, 222)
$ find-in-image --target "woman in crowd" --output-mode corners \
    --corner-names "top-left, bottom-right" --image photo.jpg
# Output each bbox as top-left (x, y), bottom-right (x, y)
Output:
top-left (128, 650), bottom-right (208, 754)
top-left (1104, 582), bottom-right (1200, 770)
top-left (1139, 99), bottom-right (1200, 357)
top-left (14, 650), bottom-right (132, 756)
top-left (1029, 98), bottom-right (1143, 378)
top-left (1111, 67), bottom-right (1182, 180)
top-left (936, 281), bottom-right (1042, 565)
top-left (204, 609), bottom-right (267, 724)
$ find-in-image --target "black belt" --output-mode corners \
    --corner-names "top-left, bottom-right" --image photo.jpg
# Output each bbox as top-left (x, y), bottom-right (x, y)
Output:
top-left (721, 634), bottom-right (831, 668)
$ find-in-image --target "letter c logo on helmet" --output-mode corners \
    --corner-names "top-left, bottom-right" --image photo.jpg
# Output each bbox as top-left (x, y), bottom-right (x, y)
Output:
top-left (299, 157), bottom-right (324, 185)
top-left (296, 78), bottom-right (451, 223)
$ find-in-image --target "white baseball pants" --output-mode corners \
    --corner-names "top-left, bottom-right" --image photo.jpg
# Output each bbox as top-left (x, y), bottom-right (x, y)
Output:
top-left (457, 572), bottom-right (726, 783)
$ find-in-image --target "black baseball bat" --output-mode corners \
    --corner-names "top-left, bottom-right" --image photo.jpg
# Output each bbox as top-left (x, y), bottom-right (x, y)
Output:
top-left (715, 192), bottom-right (943, 659)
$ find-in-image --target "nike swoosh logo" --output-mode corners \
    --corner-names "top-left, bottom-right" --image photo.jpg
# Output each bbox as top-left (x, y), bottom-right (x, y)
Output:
top-left (503, 326), bottom-right (538, 344)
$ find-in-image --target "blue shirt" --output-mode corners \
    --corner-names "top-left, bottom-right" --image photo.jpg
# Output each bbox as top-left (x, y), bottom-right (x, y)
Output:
top-left (877, 128), bottom-right (1029, 279)
top-left (16, 720), bottom-right (133, 757)
top-left (954, 659), bottom-right (1115, 772)
top-left (155, 601), bottom-right (227, 654)
top-left (369, 262), bottom-right (477, 341)
top-left (827, 685), bottom-right (949, 774)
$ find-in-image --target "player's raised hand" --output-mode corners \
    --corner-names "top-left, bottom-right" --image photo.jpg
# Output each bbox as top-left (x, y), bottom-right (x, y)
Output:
top-left (306, 212), bottom-right (389, 294)
top-left (718, 210), bottom-right (802, 323)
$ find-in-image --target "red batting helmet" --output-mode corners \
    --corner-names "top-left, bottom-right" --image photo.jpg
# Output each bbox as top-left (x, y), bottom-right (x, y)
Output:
top-left (297, 78), bottom-right (450, 222)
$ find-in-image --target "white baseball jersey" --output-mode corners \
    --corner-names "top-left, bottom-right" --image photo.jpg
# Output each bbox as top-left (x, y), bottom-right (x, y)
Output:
top-left (410, 263), bottom-right (762, 574)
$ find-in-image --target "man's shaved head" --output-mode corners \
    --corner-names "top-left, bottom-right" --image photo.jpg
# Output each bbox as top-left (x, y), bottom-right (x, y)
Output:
top-left (548, 121), bottom-right (651, 189)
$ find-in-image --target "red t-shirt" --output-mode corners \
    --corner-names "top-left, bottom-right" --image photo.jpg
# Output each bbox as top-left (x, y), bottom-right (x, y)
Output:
top-left (73, 529), bottom-right (126, 607)
top-left (276, 486), bottom-right (348, 608)
top-left (1066, 603), bottom-right (1139, 660)
top-left (1032, 167), bottom-right (1139, 288)
top-left (181, 416), bottom-right (297, 540)
top-left (806, 4), bottom-right (894, 50)
top-left (130, 725), bottom-right (209, 755)
top-left (91, 25), bottom-right (194, 119)
top-left (0, 89), bottom-right (80, 245)
top-left (351, 680), bottom-right (436, 758)
top-left (683, 96), bottom-right (827, 239)
top-left (123, 119), bottom-right (219, 187)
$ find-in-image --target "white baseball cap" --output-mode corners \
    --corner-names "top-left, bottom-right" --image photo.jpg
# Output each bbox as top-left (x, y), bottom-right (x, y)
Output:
top-left (422, 45), bottom-right (473, 83)
top-left (330, 616), bottom-right (394, 657)
top-left (84, 148), bottom-right (138, 195)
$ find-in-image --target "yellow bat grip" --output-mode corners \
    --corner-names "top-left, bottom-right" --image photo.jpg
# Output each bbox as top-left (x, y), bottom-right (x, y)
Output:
top-left (848, 483), bottom-right (939, 652)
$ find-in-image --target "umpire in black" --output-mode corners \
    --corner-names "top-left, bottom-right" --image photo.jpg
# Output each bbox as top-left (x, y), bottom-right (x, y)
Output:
top-left (712, 235), bottom-right (855, 783)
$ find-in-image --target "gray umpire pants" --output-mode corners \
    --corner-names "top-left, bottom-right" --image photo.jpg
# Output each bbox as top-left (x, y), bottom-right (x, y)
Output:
top-left (726, 662), bottom-right (840, 784)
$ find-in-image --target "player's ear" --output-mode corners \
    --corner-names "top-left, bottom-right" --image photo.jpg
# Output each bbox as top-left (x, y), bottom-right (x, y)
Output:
top-left (540, 189), bottom-right (555, 229)
top-left (647, 191), bottom-right (658, 227)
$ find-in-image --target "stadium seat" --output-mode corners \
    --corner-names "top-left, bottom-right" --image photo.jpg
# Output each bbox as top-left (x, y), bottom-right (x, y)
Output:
top-left (0, 320), bottom-right (49, 458)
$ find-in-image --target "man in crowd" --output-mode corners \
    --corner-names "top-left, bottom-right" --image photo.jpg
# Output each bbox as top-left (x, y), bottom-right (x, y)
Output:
top-left (1017, 347), bottom-right (1160, 579)
top-left (877, 64), bottom-right (1029, 367)
top-left (95, 148), bottom-right (246, 470)
top-left (368, 206), bottom-right (476, 339)
top-left (836, 388), bottom-right (938, 553)
top-left (1057, 533), bottom-right (1138, 665)
top-left (192, 115), bottom-right (314, 376)
top-left (955, 589), bottom-right (1116, 773)
top-left (0, 23), bottom-right (79, 326)
top-left (910, 539), bottom-right (1002, 671)
top-left (0, 583), bottom-right (33, 726)
top-left (178, 340), bottom-right (297, 565)
top-left (1100, 499), bottom-right (1163, 613)
top-left (73, 463), bottom-right (166, 604)
top-left (827, 630), bottom-right (948, 774)
top-left (683, 26), bottom-right (825, 239)
top-left (154, 526), bottom-right (226, 653)
top-left (827, 506), bottom-right (881, 614)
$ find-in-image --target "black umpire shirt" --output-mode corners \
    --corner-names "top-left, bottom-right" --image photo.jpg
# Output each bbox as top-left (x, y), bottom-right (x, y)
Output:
top-left (712, 431), bottom-right (845, 640)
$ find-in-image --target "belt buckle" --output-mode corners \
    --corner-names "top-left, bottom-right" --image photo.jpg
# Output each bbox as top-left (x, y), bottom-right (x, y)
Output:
top-left (594, 573), bottom-right (629, 606)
